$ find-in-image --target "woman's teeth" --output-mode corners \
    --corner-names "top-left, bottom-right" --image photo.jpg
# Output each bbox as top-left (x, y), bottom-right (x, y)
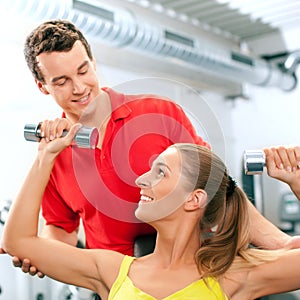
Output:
top-left (140, 195), bottom-right (154, 202)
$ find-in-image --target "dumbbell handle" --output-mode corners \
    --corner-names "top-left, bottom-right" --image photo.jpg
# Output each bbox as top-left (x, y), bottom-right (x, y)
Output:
top-left (24, 123), bottom-right (99, 149)
top-left (244, 149), bottom-right (266, 175)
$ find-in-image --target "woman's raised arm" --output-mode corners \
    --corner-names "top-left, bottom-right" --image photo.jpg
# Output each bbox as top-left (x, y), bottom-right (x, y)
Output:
top-left (1, 124), bottom-right (120, 293)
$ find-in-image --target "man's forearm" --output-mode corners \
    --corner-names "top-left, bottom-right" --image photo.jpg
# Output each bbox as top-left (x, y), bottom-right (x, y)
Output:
top-left (247, 199), bottom-right (290, 249)
top-left (40, 225), bottom-right (78, 247)
top-left (289, 183), bottom-right (300, 201)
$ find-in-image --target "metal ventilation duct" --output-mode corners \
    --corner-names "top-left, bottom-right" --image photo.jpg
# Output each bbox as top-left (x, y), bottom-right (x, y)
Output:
top-left (2, 0), bottom-right (298, 92)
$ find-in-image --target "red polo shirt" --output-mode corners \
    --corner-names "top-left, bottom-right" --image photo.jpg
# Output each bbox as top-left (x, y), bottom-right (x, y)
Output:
top-left (42, 87), bottom-right (210, 255)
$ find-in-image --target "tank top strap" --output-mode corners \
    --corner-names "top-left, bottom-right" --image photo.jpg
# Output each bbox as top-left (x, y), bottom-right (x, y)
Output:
top-left (108, 255), bottom-right (136, 300)
top-left (118, 255), bottom-right (135, 280)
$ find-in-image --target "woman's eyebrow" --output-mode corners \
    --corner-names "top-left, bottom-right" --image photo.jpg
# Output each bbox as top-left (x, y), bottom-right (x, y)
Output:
top-left (153, 160), bottom-right (171, 172)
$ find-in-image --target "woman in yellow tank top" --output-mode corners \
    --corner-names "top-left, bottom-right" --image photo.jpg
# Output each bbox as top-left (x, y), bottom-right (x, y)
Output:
top-left (3, 125), bottom-right (300, 299)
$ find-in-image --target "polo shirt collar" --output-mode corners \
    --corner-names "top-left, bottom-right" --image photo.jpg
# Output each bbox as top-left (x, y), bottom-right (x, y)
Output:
top-left (102, 87), bottom-right (132, 121)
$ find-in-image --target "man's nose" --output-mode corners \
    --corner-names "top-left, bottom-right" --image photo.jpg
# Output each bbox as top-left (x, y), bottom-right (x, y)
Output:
top-left (72, 78), bottom-right (85, 94)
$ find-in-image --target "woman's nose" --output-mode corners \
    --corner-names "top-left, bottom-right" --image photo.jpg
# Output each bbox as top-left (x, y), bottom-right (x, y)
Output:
top-left (135, 173), bottom-right (150, 188)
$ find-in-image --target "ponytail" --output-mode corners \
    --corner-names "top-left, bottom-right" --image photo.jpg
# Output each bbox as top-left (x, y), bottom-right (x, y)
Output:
top-left (196, 182), bottom-right (283, 278)
top-left (196, 184), bottom-right (250, 278)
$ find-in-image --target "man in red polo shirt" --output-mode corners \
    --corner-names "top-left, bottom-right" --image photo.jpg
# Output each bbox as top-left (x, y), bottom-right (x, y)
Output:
top-left (2, 20), bottom-right (298, 289)
top-left (41, 86), bottom-right (208, 254)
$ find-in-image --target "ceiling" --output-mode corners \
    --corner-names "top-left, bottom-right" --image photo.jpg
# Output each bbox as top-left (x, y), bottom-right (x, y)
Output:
top-left (125, 0), bottom-right (300, 42)
top-left (2, 0), bottom-right (298, 94)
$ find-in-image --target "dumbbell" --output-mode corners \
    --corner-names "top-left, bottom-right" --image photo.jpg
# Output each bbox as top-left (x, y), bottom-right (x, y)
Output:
top-left (243, 149), bottom-right (266, 175)
top-left (24, 123), bottom-right (99, 149)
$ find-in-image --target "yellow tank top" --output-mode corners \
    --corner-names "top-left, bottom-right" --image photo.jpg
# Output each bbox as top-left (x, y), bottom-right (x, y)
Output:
top-left (108, 256), bottom-right (228, 300)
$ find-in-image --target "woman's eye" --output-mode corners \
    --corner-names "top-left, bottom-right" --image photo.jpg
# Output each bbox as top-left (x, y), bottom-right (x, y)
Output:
top-left (158, 168), bottom-right (165, 177)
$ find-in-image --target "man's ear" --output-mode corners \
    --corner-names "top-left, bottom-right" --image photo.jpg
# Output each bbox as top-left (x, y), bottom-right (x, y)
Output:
top-left (185, 189), bottom-right (207, 211)
top-left (35, 80), bottom-right (49, 95)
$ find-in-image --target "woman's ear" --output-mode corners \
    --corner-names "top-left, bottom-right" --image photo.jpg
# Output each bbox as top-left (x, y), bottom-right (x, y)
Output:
top-left (185, 189), bottom-right (207, 211)
top-left (35, 80), bottom-right (49, 95)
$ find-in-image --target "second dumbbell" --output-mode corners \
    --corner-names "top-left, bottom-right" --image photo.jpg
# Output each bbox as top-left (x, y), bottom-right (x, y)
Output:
top-left (244, 149), bottom-right (266, 175)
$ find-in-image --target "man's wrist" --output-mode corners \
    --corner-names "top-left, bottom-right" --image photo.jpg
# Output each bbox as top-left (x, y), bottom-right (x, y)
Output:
top-left (290, 184), bottom-right (300, 200)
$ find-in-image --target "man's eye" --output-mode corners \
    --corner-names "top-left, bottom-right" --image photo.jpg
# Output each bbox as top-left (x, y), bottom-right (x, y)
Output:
top-left (56, 80), bottom-right (66, 86)
top-left (79, 68), bottom-right (88, 75)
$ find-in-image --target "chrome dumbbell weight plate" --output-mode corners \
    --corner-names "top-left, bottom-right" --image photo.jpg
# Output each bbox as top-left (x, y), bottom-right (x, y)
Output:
top-left (244, 149), bottom-right (266, 175)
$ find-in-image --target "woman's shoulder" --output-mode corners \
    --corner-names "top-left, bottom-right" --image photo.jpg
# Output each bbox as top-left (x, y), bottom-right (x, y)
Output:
top-left (93, 250), bottom-right (128, 289)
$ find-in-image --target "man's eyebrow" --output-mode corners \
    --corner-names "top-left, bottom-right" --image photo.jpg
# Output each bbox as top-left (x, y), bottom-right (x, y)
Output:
top-left (51, 61), bottom-right (89, 83)
top-left (78, 60), bottom-right (89, 70)
top-left (51, 75), bottom-right (66, 84)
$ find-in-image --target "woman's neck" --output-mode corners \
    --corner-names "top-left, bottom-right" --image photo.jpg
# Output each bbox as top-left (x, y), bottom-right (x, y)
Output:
top-left (151, 218), bottom-right (201, 267)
